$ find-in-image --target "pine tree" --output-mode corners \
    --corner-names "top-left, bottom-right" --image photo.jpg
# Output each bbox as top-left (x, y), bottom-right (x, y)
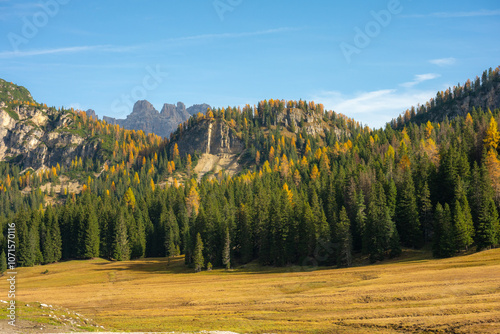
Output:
top-left (336, 207), bottom-right (352, 267)
top-left (366, 182), bottom-right (395, 263)
top-left (0, 250), bottom-right (7, 273)
top-left (353, 189), bottom-right (367, 253)
top-left (476, 197), bottom-right (500, 250)
top-left (194, 233), bottom-right (204, 272)
top-left (396, 170), bottom-right (422, 248)
top-left (419, 181), bottom-right (433, 242)
top-left (223, 228), bottom-right (231, 269)
top-left (165, 208), bottom-right (179, 259)
top-left (16, 211), bottom-right (36, 267)
top-left (112, 212), bottom-right (130, 261)
top-left (453, 181), bottom-right (474, 251)
top-left (389, 228), bottom-right (402, 258)
top-left (83, 205), bottom-right (100, 258)
top-left (433, 203), bottom-right (455, 258)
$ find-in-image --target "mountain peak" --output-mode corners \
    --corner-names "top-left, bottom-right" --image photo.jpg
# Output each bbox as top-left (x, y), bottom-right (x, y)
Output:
top-left (131, 100), bottom-right (158, 116)
top-left (104, 100), bottom-right (209, 138)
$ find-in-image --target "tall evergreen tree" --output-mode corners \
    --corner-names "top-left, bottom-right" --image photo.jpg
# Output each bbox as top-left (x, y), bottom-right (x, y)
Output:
top-left (453, 179), bottom-right (475, 251)
top-left (16, 211), bottom-right (36, 267)
top-left (222, 228), bottom-right (231, 269)
top-left (112, 211), bottom-right (130, 261)
top-left (335, 207), bottom-right (352, 267)
top-left (433, 203), bottom-right (455, 258)
top-left (419, 181), bottom-right (433, 243)
top-left (82, 205), bottom-right (99, 259)
top-left (0, 250), bottom-right (7, 273)
top-left (476, 197), bottom-right (500, 249)
top-left (395, 170), bottom-right (422, 248)
top-left (365, 182), bottom-right (394, 263)
top-left (193, 232), bottom-right (204, 272)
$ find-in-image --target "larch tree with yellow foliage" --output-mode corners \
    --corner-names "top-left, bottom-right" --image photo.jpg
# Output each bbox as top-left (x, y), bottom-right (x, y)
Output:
top-left (484, 116), bottom-right (500, 150)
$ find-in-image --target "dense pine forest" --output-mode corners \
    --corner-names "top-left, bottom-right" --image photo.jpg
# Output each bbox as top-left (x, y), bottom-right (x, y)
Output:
top-left (1, 67), bottom-right (500, 272)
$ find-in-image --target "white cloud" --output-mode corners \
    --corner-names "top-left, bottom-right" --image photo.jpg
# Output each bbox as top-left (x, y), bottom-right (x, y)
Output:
top-left (404, 9), bottom-right (500, 18)
top-left (429, 57), bottom-right (456, 66)
top-left (0, 45), bottom-right (137, 58)
top-left (164, 27), bottom-right (299, 43)
top-left (310, 88), bottom-right (436, 129)
top-left (0, 27), bottom-right (298, 58)
top-left (401, 73), bottom-right (441, 88)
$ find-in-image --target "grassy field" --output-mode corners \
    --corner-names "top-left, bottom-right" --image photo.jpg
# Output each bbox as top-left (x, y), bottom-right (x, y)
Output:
top-left (2, 248), bottom-right (500, 333)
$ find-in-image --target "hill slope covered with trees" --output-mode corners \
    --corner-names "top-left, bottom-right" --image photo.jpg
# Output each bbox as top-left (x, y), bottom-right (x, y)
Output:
top-left (1, 67), bottom-right (500, 272)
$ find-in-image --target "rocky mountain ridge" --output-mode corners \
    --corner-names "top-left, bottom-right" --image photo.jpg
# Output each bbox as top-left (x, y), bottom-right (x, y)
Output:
top-left (103, 100), bottom-right (210, 138)
top-left (0, 101), bottom-right (100, 169)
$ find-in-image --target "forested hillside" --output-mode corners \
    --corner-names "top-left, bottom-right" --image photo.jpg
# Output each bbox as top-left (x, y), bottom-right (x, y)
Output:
top-left (1, 67), bottom-right (499, 272)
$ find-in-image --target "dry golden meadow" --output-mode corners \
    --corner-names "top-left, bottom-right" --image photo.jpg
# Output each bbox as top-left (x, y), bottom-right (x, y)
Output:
top-left (2, 248), bottom-right (500, 333)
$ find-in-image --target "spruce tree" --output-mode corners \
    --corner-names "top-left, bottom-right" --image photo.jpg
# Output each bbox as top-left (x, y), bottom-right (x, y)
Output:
top-left (336, 207), bottom-right (352, 267)
top-left (353, 189), bottom-right (366, 253)
top-left (419, 181), bottom-right (433, 243)
top-left (366, 182), bottom-right (395, 263)
top-left (16, 211), bottom-right (36, 267)
top-left (433, 203), bottom-right (455, 258)
top-left (0, 250), bottom-right (7, 273)
top-left (165, 208), bottom-right (178, 258)
top-left (476, 197), bottom-right (500, 249)
top-left (223, 228), bottom-right (231, 269)
top-left (83, 205), bottom-right (100, 259)
top-left (453, 200), bottom-right (474, 251)
top-left (396, 170), bottom-right (422, 248)
top-left (389, 229), bottom-right (402, 258)
top-left (112, 212), bottom-right (130, 261)
top-left (193, 232), bottom-right (204, 272)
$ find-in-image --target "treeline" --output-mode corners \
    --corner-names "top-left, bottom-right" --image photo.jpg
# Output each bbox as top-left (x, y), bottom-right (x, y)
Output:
top-left (392, 66), bottom-right (500, 127)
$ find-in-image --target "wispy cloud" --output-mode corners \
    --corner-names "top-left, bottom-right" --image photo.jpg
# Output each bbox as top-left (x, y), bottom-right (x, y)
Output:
top-left (0, 27), bottom-right (298, 58)
top-left (164, 27), bottom-right (299, 43)
top-left (311, 88), bottom-right (436, 128)
top-left (401, 73), bottom-right (440, 88)
top-left (404, 9), bottom-right (500, 19)
top-left (0, 2), bottom-right (44, 21)
top-left (0, 45), bottom-right (138, 59)
top-left (429, 57), bottom-right (456, 66)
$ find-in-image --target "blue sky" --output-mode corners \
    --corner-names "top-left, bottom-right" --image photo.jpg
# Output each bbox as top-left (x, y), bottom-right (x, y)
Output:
top-left (1, 0), bottom-right (499, 128)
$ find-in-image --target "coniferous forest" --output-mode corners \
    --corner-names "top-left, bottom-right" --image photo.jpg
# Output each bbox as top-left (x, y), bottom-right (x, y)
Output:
top-left (1, 67), bottom-right (500, 271)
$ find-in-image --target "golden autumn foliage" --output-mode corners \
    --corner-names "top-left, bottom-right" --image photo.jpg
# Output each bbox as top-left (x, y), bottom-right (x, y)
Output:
top-left (310, 164), bottom-right (320, 180)
top-left (173, 143), bottom-right (180, 161)
top-left (421, 138), bottom-right (439, 165)
top-left (465, 113), bottom-right (473, 127)
top-left (486, 148), bottom-right (500, 202)
top-left (186, 180), bottom-right (200, 217)
top-left (280, 154), bottom-right (290, 178)
top-left (300, 156), bottom-right (308, 169)
top-left (484, 116), bottom-right (500, 150)
top-left (283, 183), bottom-right (293, 204)
top-left (425, 121), bottom-right (434, 139)
top-left (269, 146), bottom-right (275, 162)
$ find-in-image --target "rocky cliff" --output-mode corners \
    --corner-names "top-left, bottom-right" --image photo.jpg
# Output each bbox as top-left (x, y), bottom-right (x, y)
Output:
top-left (0, 80), bottom-right (101, 169)
top-left (103, 100), bottom-right (210, 138)
top-left (0, 102), bottom-right (100, 169)
top-left (172, 118), bottom-right (244, 158)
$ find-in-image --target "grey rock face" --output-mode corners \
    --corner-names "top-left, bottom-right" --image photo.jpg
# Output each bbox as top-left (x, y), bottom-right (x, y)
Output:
top-left (103, 100), bottom-right (210, 138)
top-left (0, 104), bottom-right (100, 169)
top-left (172, 119), bottom-right (244, 158)
top-left (86, 109), bottom-right (97, 120)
